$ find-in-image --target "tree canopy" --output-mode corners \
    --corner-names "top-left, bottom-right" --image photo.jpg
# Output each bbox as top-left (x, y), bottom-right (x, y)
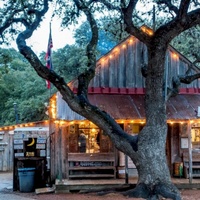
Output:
top-left (1, 1), bottom-right (200, 200)
top-left (0, 48), bottom-right (50, 125)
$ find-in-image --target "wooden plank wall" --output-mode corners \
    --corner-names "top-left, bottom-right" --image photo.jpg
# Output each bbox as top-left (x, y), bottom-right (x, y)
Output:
top-left (68, 36), bottom-right (197, 91)
top-left (0, 131), bottom-right (13, 171)
top-left (88, 36), bottom-right (197, 89)
top-left (50, 124), bottom-right (69, 181)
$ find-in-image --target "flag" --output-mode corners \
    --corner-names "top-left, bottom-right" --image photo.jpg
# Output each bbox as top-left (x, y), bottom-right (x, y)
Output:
top-left (45, 24), bottom-right (53, 89)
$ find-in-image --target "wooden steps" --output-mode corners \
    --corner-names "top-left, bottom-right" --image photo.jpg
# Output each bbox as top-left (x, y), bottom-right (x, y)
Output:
top-left (55, 179), bottom-right (134, 193)
top-left (55, 178), bottom-right (200, 193)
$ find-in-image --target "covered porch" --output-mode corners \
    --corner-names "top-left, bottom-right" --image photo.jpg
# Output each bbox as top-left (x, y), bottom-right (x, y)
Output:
top-left (55, 177), bottom-right (200, 193)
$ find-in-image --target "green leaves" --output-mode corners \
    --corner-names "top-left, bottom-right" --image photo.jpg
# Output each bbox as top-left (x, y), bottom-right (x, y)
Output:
top-left (0, 48), bottom-right (50, 126)
top-left (171, 25), bottom-right (200, 67)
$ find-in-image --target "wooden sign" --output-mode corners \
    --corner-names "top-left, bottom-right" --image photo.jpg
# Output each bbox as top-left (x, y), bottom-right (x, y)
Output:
top-left (26, 152), bottom-right (35, 157)
top-left (14, 139), bottom-right (23, 144)
top-left (0, 147), bottom-right (4, 151)
top-left (37, 139), bottom-right (46, 144)
top-left (36, 144), bottom-right (45, 149)
top-left (15, 153), bottom-right (24, 157)
top-left (40, 150), bottom-right (46, 157)
top-left (37, 135), bottom-right (47, 139)
top-left (14, 133), bottom-right (24, 139)
top-left (14, 144), bottom-right (23, 149)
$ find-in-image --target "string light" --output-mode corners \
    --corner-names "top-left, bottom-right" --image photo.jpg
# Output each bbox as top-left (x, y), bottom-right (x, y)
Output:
top-left (1, 118), bottom-right (200, 132)
top-left (140, 25), bottom-right (154, 36)
top-left (172, 52), bottom-right (178, 59)
top-left (100, 58), bottom-right (105, 63)
top-left (128, 38), bottom-right (134, 44)
top-left (113, 47), bottom-right (120, 53)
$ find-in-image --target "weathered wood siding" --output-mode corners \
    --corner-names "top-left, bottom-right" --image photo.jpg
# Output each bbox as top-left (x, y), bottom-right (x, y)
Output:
top-left (50, 125), bottom-right (68, 181)
top-left (70, 36), bottom-right (198, 90)
top-left (56, 36), bottom-right (200, 121)
top-left (0, 131), bottom-right (13, 171)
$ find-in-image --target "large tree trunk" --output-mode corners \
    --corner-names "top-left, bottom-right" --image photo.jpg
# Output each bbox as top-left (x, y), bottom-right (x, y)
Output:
top-left (125, 45), bottom-right (181, 200)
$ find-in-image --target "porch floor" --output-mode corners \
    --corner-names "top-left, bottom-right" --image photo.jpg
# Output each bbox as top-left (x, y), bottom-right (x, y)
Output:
top-left (55, 177), bottom-right (200, 193)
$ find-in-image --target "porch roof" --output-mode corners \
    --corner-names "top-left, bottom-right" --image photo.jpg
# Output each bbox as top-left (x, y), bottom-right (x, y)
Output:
top-left (57, 93), bottom-right (200, 121)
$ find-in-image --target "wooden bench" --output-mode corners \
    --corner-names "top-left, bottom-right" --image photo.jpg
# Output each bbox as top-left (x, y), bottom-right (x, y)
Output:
top-left (67, 153), bottom-right (116, 179)
top-left (183, 152), bottom-right (200, 178)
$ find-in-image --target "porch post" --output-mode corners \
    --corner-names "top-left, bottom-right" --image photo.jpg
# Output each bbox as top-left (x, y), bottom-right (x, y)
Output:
top-left (58, 125), bottom-right (63, 183)
top-left (187, 120), bottom-right (192, 183)
top-left (125, 155), bottom-right (129, 184)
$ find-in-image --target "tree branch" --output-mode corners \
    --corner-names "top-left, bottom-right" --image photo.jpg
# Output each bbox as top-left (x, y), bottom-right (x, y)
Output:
top-left (167, 71), bottom-right (200, 100)
top-left (121, 0), bottom-right (151, 44)
top-left (179, 73), bottom-right (200, 84)
top-left (73, 0), bottom-right (97, 98)
top-left (157, 0), bottom-right (178, 15)
top-left (95, 0), bottom-right (120, 11)
top-left (178, 0), bottom-right (191, 18)
top-left (155, 7), bottom-right (200, 45)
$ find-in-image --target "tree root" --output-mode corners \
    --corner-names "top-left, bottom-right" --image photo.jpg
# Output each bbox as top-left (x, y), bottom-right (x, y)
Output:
top-left (123, 182), bottom-right (182, 200)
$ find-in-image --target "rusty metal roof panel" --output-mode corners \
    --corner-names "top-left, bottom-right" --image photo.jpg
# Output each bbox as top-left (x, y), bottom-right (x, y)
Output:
top-left (89, 95), bottom-right (145, 120)
top-left (167, 95), bottom-right (199, 119)
top-left (129, 95), bottom-right (145, 119)
top-left (57, 93), bottom-right (200, 120)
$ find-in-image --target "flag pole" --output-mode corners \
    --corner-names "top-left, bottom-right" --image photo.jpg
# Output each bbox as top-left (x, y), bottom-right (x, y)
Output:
top-left (45, 22), bottom-right (53, 186)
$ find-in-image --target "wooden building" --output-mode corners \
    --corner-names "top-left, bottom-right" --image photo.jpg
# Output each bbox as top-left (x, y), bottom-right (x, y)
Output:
top-left (0, 121), bottom-right (50, 191)
top-left (1, 31), bottom-right (200, 186)
top-left (0, 129), bottom-right (13, 171)
top-left (48, 33), bottom-right (200, 182)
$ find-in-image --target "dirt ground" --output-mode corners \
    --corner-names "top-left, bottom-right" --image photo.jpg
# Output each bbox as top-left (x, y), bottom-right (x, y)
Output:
top-left (1, 172), bottom-right (200, 200)
top-left (3, 188), bottom-right (200, 200)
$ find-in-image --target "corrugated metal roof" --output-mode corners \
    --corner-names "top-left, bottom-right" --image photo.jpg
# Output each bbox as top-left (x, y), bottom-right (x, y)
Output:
top-left (57, 93), bottom-right (200, 120)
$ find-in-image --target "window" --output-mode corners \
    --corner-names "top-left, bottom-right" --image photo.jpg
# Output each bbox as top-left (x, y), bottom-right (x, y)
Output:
top-left (68, 123), bottom-right (113, 153)
top-left (191, 128), bottom-right (200, 150)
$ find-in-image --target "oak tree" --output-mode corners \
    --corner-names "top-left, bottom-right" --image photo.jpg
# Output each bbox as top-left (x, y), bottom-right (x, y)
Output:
top-left (1, 0), bottom-right (200, 199)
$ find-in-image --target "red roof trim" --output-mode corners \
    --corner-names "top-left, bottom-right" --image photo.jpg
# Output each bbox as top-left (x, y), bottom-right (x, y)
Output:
top-left (73, 87), bottom-right (200, 95)
top-left (73, 87), bottom-right (146, 94)
top-left (179, 88), bottom-right (200, 94)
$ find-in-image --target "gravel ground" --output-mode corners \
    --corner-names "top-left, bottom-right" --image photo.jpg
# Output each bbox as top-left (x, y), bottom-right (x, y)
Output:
top-left (1, 172), bottom-right (200, 200)
top-left (1, 188), bottom-right (200, 200)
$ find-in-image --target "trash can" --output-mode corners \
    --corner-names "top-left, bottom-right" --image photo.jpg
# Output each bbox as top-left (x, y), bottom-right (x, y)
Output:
top-left (18, 168), bottom-right (35, 192)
